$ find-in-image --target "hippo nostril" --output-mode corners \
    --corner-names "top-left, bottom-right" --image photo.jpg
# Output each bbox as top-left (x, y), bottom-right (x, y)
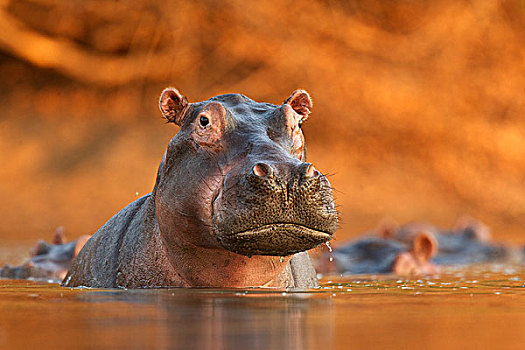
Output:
top-left (304, 163), bottom-right (319, 179)
top-left (253, 163), bottom-right (273, 178)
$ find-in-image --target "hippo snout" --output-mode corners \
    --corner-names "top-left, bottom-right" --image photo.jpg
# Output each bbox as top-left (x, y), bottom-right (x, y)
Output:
top-left (213, 160), bottom-right (338, 256)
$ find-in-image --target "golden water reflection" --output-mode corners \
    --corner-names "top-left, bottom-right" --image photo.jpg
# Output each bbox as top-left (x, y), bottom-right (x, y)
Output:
top-left (0, 266), bottom-right (524, 349)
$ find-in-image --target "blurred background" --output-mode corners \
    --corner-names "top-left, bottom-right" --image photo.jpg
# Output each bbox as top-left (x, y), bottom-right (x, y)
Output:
top-left (0, 0), bottom-right (523, 246)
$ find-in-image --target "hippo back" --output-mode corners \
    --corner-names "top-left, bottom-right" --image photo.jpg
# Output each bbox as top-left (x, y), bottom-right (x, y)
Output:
top-left (63, 195), bottom-right (168, 287)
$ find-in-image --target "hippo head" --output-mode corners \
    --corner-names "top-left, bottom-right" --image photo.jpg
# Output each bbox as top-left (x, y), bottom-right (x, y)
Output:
top-left (154, 88), bottom-right (337, 258)
top-left (316, 232), bottom-right (438, 277)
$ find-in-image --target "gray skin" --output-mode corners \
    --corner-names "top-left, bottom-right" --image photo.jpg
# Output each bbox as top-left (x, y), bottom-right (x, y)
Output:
top-left (315, 233), bottom-right (438, 276)
top-left (432, 228), bottom-right (512, 265)
top-left (328, 237), bottom-right (408, 274)
top-left (393, 220), bottom-right (515, 265)
top-left (63, 88), bottom-right (337, 289)
top-left (0, 228), bottom-right (90, 282)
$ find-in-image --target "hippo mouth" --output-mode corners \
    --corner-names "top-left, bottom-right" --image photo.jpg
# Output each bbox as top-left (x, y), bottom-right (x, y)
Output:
top-left (217, 223), bottom-right (333, 256)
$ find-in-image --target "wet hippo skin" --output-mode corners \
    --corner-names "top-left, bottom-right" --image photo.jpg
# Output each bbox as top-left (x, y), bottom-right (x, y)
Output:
top-left (63, 88), bottom-right (337, 288)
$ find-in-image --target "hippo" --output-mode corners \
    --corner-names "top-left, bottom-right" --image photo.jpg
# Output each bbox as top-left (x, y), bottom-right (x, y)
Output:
top-left (0, 228), bottom-right (90, 281)
top-left (63, 88), bottom-right (338, 288)
top-left (391, 218), bottom-right (515, 265)
top-left (315, 231), bottom-right (438, 276)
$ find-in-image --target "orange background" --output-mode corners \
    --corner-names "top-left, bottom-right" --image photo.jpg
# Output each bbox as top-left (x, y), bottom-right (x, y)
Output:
top-left (0, 0), bottom-right (524, 245)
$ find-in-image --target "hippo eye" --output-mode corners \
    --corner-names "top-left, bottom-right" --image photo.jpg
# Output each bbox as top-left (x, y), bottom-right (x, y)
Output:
top-left (200, 116), bottom-right (210, 127)
top-left (298, 120), bottom-right (303, 129)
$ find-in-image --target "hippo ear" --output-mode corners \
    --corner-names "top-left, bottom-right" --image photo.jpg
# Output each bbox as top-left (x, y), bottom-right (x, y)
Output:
top-left (30, 240), bottom-right (50, 257)
top-left (159, 87), bottom-right (188, 125)
top-left (284, 90), bottom-right (312, 119)
top-left (453, 216), bottom-right (491, 242)
top-left (377, 218), bottom-right (399, 239)
top-left (411, 232), bottom-right (438, 262)
top-left (52, 227), bottom-right (65, 244)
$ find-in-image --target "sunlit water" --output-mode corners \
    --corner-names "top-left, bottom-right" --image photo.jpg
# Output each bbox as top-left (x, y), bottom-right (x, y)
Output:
top-left (1, 246), bottom-right (524, 349)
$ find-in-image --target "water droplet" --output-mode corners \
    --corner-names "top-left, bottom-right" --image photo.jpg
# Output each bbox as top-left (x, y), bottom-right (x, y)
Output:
top-left (329, 257), bottom-right (333, 262)
top-left (325, 242), bottom-right (332, 252)
top-left (280, 256), bottom-right (284, 263)
top-left (135, 192), bottom-right (139, 196)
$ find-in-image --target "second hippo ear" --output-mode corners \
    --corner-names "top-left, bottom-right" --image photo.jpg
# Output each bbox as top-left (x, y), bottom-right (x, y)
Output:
top-left (284, 90), bottom-right (313, 119)
top-left (411, 232), bottom-right (438, 263)
top-left (454, 217), bottom-right (491, 242)
top-left (159, 87), bottom-right (188, 125)
top-left (377, 218), bottom-right (399, 239)
top-left (52, 226), bottom-right (66, 244)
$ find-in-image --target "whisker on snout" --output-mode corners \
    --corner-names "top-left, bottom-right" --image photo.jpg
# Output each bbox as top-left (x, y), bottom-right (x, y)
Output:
top-left (330, 187), bottom-right (345, 195)
top-left (322, 172), bottom-right (338, 178)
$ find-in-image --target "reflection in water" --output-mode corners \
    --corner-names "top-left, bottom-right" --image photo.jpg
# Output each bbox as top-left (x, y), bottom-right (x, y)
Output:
top-left (78, 289), bottom-right (333, 350)
top-left (0, 265), bottom-right (524, 349)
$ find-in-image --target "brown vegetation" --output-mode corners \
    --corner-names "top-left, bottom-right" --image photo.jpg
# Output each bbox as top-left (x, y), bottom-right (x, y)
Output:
top-left (0, 0), bottom-right (523, 244)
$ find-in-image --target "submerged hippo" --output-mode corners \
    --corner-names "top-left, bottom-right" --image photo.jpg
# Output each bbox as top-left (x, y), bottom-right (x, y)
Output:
top-left (392, 218), bottom-right (515, 265)
top-left (315, 216), bottom-right (518, 277)
top-left (315, 231), bottom-right (438, 276)
top-left (0, 228), bottom-right (90, 281)
top-left (63, 88), bottom-right (338, 288)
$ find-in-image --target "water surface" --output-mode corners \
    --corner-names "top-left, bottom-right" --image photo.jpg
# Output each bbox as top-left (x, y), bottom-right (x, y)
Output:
top-left (1, 264), bottom-right (524, 350)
